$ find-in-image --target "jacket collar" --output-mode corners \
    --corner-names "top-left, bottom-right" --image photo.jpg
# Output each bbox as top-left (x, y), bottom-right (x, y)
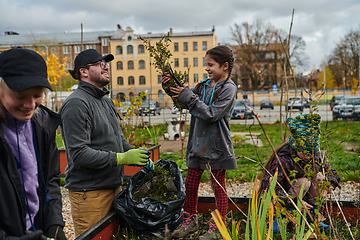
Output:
top-left (77, 80), bottom-right (109, 99)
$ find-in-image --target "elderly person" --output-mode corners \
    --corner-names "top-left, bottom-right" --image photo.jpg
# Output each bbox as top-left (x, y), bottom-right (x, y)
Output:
top-left (0, 48), bottom-right (66, 240)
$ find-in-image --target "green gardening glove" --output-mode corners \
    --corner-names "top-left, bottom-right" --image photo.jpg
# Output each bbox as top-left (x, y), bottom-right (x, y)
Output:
top-left (116, 149), bottom-right (150, 166)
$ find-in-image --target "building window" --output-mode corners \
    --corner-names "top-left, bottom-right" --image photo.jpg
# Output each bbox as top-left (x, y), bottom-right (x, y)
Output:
top-left (174, 42), bottom-right (178, 52)
top-left (203, 57), bottom-right (206, 66)
top-left (203, 73), bottom-right (208, 79)
top-left (128, 76), bottom-right (134, 85)
top-left (127, 45), bottom-right (133, 54)
top-left (183, 42), bottom-right (188, 51)
top-left (139, 76), bottom-right (146, 85)
top-left (139, 60), bottom-right (145, 69)
top-left (174, 58), bottom-right (179, 67)
top-left (184, 58), bottom-right (188, 67)
top-left (127, 36), bottom-right (132, 41)
top-left (117, 61), bottom-right (123, 70)
top-left (138, 44), bottom-right (145, 54)
top-left (63, 46), bottom-right (70, 54)
top-left (116, 46), bottom-right (122, 55)
top-left (194, 74), bottom-right (199, 83)
top-left (102, 38), bottom-right (108, 46)
top-left (265, 52), bottom-right (275, 59)
top-left (158, 75), bottom-right (162, 84)
top-left (202, 41), bottom-right (207, 51)
top-left (87, 45), bottom-right (95, 49)
top-left (117, 92), bottom-right (125, 102)
top-left (193, 42), bottom-right (198, 51)
top-left (75, 46), bottom-right (81, 54)
top-left (193, 57), bottom-right (198, 67)
top-left (128, 60), bottom-right (134, 70)
top-left (117, 77), bottom-right (123, 85)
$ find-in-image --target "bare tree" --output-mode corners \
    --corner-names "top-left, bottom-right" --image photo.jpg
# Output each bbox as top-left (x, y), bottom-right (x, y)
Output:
top-left (326, 27), bottom-right (360, 87)
top-left (284, 34), bottom-right (309, 72)
top-left (231, 20), bottom-right (309, 90)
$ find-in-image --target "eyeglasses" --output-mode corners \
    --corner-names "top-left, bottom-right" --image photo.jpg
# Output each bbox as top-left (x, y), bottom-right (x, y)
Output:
top-left (86, 61), bottom-right (110, 69)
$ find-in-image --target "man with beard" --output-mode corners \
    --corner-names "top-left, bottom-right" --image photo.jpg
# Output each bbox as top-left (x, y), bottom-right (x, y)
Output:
top-left (59, 49), bottom-right (153, 237)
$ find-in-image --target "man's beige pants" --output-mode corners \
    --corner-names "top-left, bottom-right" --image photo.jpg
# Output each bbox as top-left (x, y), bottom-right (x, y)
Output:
top-left (69, 187), bottom-right (121, 238)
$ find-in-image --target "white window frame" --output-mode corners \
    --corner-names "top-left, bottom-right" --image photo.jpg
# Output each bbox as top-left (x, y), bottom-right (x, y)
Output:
top-left (75, 46), bottom-right (81, 54)
top-left (102, 38), bottom-right (109, 46)
top-left (63, 46), bottom-right (70, 54)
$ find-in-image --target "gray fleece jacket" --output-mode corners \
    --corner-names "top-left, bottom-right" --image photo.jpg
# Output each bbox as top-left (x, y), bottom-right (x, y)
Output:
top-left (59, 80), bottom-right (133, 192)
top-left (176, 79), bottom-right (237, 170)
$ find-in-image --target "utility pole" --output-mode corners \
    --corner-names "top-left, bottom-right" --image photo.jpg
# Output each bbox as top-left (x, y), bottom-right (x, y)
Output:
top-left (81, 23), bottom-right (83, 51)
top-left (323, 66), bottom-right (326, 100)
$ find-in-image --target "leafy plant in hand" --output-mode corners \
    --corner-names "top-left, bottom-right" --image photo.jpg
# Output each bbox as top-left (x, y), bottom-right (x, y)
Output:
top-left (141, 35), bottom-right (187, 109)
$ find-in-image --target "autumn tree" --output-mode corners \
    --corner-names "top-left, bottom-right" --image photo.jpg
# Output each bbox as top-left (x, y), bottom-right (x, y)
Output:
top-left (315, 66), bottom-right (337, 89)
top-left (39, 53), bottom-right (68, 86)
top-left (326, 27), bottom-right (360, 88)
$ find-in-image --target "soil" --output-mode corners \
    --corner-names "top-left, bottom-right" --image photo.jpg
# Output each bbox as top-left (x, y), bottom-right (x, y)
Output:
top-left (132, 165), bottom-right (178, 202)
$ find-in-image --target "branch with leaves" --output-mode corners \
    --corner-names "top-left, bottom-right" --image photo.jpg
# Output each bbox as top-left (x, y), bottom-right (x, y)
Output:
top-left (141, 35), bottom-right (187, 109)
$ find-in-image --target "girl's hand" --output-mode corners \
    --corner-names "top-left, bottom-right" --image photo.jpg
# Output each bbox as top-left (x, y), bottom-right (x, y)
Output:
top-left (170, 86), bottom-right (186, 98)
top-left (161, 73), bottom-right (171, 84)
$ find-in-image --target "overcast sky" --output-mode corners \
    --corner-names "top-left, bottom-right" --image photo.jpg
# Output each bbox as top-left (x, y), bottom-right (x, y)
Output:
top-left (1, 0), bottom-right (360, 74)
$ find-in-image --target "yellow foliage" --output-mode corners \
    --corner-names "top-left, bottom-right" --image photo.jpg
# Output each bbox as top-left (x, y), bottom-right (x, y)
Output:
top-left (351, 78), bottom-right (359, 96)
top-left (37, 52), bottom-right (68, 86)
top-left (315, 67), bottom-right (337, 89)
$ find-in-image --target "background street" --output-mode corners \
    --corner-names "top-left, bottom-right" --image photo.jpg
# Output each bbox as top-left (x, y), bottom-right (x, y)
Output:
top-left (134, 104), bottom-right (334, 126)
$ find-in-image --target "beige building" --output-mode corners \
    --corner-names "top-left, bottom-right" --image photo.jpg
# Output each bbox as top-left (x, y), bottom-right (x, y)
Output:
top-left (109, 26), bottom-right (217, 106)
top-left (0, 26), bottom-right (217, 107)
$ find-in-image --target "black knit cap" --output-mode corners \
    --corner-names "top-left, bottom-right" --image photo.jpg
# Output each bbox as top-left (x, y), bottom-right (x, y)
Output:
top-left (74, 49), bottom-right (114, 72)
top-left (0, 48), bottom-right (52, 91)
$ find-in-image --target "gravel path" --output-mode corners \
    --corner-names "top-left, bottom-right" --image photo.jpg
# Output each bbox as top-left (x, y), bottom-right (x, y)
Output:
top-left (61, 181), bottom-right (359, 240)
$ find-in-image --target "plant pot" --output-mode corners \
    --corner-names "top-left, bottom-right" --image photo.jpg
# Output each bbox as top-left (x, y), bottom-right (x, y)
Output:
top-left (59, 148), bottom-right (67, 177)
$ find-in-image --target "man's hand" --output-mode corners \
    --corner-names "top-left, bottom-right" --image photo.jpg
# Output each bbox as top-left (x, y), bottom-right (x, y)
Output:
top-left (116, 149), bottom-right (150, 166)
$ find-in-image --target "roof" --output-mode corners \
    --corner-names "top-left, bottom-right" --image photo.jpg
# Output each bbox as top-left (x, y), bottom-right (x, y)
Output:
top-left (0, 28), bottom-right (215, 47)
top-left (0, 31), bottom-right (115, 47)
top-left (138, 30), bottom-right (215, 39)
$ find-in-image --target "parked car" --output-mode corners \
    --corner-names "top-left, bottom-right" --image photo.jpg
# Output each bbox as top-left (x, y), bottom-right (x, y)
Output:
top-left (260, 99), bottom-right (274, 110)
top-left (231, 99), bottom-right (253, 119)
top-left (139, 100), bottom-right (161, 116)
top-left (332, 96), bottom-right (360, 120)
top-left (117, 101), bottom-right (132, 116)
top-left (330, 95), bottom-right (346, 110)
top-left (285, 97), bottom-right (309, 111)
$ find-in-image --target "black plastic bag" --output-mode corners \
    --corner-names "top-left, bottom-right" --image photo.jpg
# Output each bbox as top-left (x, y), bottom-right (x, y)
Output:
top-left (113, 159), bottom-right (185, 239)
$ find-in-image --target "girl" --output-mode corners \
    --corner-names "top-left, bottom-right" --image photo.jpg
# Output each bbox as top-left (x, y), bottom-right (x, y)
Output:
top-left (162, 45), bottom-right (237, 239)
top-left (258, 113), bottom-right (340, 232)
top-left (0, 48), bottom-right (66, 240)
